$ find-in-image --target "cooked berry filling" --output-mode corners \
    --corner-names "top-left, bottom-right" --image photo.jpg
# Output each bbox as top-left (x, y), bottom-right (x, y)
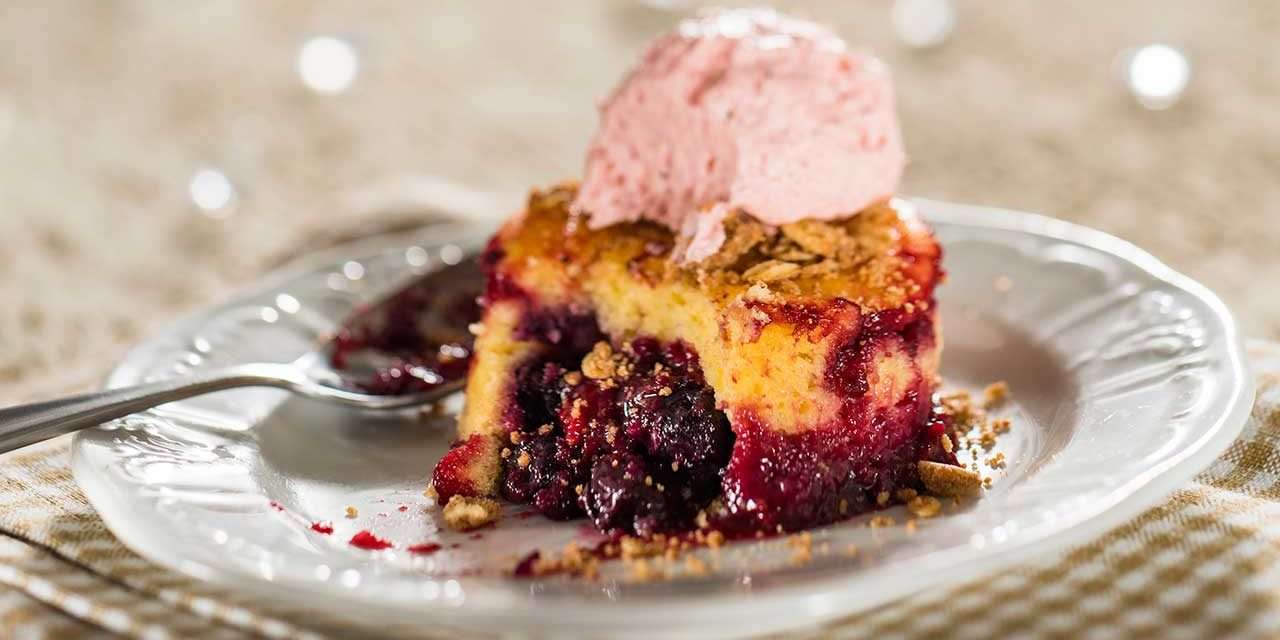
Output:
top-left (497, 332), bottom-right (734, 536)
top-left (330, 259), bottom-right (481, 395)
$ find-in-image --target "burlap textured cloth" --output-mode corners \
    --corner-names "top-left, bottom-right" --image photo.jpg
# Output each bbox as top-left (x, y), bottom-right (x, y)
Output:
top-left (3, 1), bottom-right (1279, 637)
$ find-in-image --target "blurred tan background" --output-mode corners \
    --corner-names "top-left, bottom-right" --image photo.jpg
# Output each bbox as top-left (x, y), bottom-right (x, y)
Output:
top-left (1, 1), bottom-right (1277, 399)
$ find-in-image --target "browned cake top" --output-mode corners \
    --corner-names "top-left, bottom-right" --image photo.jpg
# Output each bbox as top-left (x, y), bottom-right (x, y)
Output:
top-left (493, 183), bottom-right (941, 313)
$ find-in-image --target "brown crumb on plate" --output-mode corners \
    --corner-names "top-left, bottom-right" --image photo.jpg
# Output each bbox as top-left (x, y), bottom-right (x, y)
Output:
top-left (868, 515), bottom-right (896, 528)
top-left (982, 381), bottom-right (1010, 408)
top-left (442, 495), bottom-right (501, 531)
top-left (919, 461), bottom-right (983, 497)
top-left (684, 554), bottom-right (710, 575)
top-left (906, 495), bottom-right (943, 518)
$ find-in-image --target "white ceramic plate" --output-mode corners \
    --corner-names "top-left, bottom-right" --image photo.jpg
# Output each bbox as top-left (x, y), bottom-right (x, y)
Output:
top-left (72, 199), bottom-right (1253, 639)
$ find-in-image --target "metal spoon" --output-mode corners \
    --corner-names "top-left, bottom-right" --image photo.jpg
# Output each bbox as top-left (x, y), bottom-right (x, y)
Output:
top-left (0, 256), bottom-right (481, 455)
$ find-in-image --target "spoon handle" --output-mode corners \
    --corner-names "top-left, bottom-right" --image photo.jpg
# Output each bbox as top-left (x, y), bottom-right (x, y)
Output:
top-left (0, 366), bottom-right (294, 454)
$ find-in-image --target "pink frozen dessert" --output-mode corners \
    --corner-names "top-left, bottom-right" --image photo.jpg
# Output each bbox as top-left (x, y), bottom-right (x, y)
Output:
top-left (572, 8), bottom-right (907, 261)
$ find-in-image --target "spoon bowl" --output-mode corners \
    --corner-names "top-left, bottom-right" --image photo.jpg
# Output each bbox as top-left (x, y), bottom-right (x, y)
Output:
top-left (0, 255), bottom-right (481, 455)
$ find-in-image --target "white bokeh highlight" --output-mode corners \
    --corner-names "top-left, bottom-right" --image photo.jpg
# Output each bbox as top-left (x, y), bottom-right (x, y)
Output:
top-left (1123, 44), bottom-right (1191, 110)
top-left (891, 0), bottom-right (956, 49)
top-left (188, 167), bottom-right (236, 217)
top-left (297, 36), bottom-right (359, 95)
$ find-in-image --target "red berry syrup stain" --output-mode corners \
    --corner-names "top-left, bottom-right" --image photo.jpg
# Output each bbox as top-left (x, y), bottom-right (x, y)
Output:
top-left (348, 530), bottom-right (393, 550)
top-left (268, 500), bottom-right (286, 512)
top-left (407, 543), bottom-right (442, 555)
top-left (397, 505), bottom-right (409, 512)
top-left (513, 551), bottom-right (541, 577)
top-left (310, 521), bottom-right (334, 535)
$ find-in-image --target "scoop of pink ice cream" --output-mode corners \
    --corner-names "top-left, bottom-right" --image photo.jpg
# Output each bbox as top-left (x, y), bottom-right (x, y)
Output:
top-left (572, 9), bottom-right (906, 262)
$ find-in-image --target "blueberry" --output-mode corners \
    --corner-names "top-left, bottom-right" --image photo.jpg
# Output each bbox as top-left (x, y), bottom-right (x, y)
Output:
top-left (581, 452), bottom-right (664, 534)
top-left (512, 360), bottom-right (565, 429)
top-left (623, 378), bottom-right (733, 475)
top-left (533, 471), bottom-right (582, 520)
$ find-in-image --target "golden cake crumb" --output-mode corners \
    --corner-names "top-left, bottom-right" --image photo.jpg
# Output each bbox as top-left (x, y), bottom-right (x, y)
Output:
top-left (581, 341), bottom-right (618, 380)
top-left (442, 495), bottom-right (501, 531)
top-left (895, 488), bottom-right (918, 502)
top-left (788, 545), bottom-right (808, 565)
top-left (627, 559), bottom-right (659, 583)
top-left (906, 495), bottom-right (943, 518)
top-left (987, 452), bottom-right (1007, 469)
top-left (520, 542), bottom-right (604, 579)
top-left (559, 543), bottom-right (600, 578)
top-left (787, 531), bottom-right (813, 549)
top-left (424, 484), bottom-right (438, 500)
top-left (788, 532), bottom-right (814, 565)
top-left (684, 554), bottom-right (709, 575)
top-left (876, 491), bottom-right (891, 506)
top-left (620, 536), bottom-right (665, 560)
top-left (939, 391), bottom-right (983, 429)
top-left (868, 515), bottom-right (896, 528)
top-left (918, 461), bottom-right (983, 497)
top-left (345, 505), bottom-right (359, 519)
top-left (977, 428), bottom-right (998, 449)
top-left (706, 531), bottom-right (725, 549)
top-left (982, 381), bottom-right (1010, 408)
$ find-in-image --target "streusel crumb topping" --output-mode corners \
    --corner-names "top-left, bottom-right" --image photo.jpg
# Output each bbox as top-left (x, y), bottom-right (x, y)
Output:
top-left (506, 184), bottom-right (933, 315)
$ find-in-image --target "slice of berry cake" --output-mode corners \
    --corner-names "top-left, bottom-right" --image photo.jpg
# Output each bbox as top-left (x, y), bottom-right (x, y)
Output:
top-left (428, 184), bottom-right (967, 536)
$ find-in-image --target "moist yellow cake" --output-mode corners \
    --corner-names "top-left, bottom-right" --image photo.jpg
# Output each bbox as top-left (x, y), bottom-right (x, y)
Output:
top-left (429, 184), bottom-right (958, 536)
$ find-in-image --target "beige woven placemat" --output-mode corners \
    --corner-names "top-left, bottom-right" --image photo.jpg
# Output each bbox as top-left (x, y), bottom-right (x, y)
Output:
top-left (3, 3), bottom-right (1279, 637)
top-left (0, 341), bottom-right (1275, 639)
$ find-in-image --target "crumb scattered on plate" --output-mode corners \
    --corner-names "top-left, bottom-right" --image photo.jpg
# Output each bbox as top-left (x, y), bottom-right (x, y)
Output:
top-left (443, 495), bottom-right (501, 531)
